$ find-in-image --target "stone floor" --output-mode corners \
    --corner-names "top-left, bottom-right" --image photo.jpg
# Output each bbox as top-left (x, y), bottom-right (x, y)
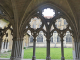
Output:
top-left (0, 58), bottom-right (73, 60)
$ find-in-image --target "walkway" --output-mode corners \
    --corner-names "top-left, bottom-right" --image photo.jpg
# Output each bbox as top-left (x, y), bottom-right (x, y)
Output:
top-left (0, 58), bottom-right (73, 60)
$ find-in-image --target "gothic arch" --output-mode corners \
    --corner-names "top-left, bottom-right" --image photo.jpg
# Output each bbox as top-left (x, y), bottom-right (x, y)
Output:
top-left (21, 2), bottom-right (75, 60)
top-left (20, 3), bottom-right (76, 35)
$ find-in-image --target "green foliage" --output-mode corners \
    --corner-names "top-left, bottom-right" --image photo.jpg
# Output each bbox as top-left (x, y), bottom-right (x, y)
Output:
top-left (7, 50), bottom-right (11, 52)
top-left (24, 47), bottom-right (26, 49)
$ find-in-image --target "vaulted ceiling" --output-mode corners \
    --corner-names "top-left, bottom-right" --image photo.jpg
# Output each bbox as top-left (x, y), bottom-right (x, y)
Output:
top-left (0, 0), bottom-right (80, 38)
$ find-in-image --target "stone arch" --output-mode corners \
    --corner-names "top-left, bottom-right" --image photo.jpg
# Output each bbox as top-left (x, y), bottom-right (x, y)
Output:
top-left (20, 2), bottom-right (75, 34)
top-left (12, 2), bottom-right (76, 60)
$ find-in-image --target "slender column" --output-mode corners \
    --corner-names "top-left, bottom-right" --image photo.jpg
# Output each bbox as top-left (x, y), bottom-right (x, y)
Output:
top-left (32, 38), bottom-right (36, 60)
top-left (79, 41), bottom-right (80, 59)
top-left (77, 42), bottom-right (79, 59)
top-left (0, 38), bottom-right (2, 54)
top-left (75, 41), bottom-right (79, 60)
top-left (74, 41), bottom-right (80, 60)
top-left (10, 38), bottom-right (23, 60)
top-left (75, 41), bottom-right (77, 59)
top-left (61, 38), bottom-right (65, 60)
top-left (46, 39), bottom-right (51, 60)
top-left (75, 41), bottom-right (80, 60)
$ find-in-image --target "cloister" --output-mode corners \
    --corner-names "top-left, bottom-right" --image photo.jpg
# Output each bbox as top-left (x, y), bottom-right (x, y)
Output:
top-left (0, 0), bottom-right (80, 60)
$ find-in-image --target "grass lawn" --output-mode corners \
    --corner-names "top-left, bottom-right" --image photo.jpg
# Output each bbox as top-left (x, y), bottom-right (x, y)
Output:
top-left (24, 48), bottom-right (73, 59)
top-left (0, 52), bottom-right (11, 58)
top-left (0, 48), bottom-right (73, 59)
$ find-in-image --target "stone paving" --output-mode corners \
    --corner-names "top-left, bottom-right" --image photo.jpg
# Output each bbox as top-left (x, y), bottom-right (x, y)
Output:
top-left (0, 58), bottom-right (73, 60)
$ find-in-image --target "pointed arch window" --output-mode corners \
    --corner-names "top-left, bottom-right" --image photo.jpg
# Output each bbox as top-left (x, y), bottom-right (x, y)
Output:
top-left (50, 36), bottom-right (53, 42)
top-left (57, 36), bottom-right (61, 42)
top-left (66, 34), bottom-right (72, 42)
top-left (3, 39), bottom-right (6, 49)
top-left (30, 36), bottom-right (33, 42)
top-left (37, 34), bottom-right (43, 42)
top-left (6, 39), bottom-right (8, 49)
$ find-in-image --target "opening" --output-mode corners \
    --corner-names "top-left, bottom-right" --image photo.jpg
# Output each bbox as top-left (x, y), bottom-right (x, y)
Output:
top-left (0, 29), bottom-right (13, 58)
top-left (55, 18), bottom-right (68, 30)
top-left (23, 31), bottom-right (32, 59)
top-left (23, 31), bottom-right (46, 59)
top-left (63, 31), bottom-right (73, 59)
top-left (0, 19), bottom-right (9, 29)
top-left (42, 8), bottom-right (55, 19)
top-left (50, 31), bottom-right (61, 59)
top-left (29, 17), bottom-right (42, 30)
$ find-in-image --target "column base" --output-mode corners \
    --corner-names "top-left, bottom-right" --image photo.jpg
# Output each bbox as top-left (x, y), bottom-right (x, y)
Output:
top-left (61, 57), bottom-right (65, 60)
top-left (46, 57), bottom-right (51, 60)
top-left (10, 57), bottom-right (22, 60)
top-left (73, 50), bottom-right (75, 60)
top-left (32, 56), bottom-right (36, 60)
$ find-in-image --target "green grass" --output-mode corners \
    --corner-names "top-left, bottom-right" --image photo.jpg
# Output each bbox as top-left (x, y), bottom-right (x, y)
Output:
top-left (0, 48), bottom-right (73, 59)
top-left (23, 48), bottom-right (73, 59)
top-left (0, 52), bottom-right (11, 58)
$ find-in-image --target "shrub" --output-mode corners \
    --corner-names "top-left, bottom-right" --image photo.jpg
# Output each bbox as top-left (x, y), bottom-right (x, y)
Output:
top-left (24, 47), bottom-right (26, 49)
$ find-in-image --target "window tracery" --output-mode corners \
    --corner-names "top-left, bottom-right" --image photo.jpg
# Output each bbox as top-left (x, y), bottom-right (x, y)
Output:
top-left (29, 17), bottom-right (42, 30)
top-left (25, 5), bottom-right (73, 44)
top-left (42, 8), bottom-right (55, 19)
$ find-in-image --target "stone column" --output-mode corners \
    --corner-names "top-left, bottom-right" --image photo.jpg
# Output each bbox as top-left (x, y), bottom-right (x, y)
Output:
top-left (74, 41), bottom-right (80, 60)
top-left (79, 41), bottom-right (80, 59)
top-left (46, 39), bottom-right (51, 60)
top-left (10, 38), bottom-right (23, 60)
top-left (0, 38), bottom-right (2, 54)
top-left (61, 39), bottom-right (65, 60)
top-left (72, 39), bottom-right (75, 60)
top-left (32, 38), bottom-right (36, 60)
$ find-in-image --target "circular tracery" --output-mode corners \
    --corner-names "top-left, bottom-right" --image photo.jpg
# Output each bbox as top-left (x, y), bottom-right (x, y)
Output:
top-left (29, 17), bottom-right (42, 30)
top-left (55, 18), bottom-right (68, 30)
top-left (42, 8), bottom-right (55, 19)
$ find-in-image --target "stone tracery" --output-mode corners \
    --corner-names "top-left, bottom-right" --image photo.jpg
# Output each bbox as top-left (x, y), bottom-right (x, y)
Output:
top-left (0, 1), bottom-right (78, 60)
top-left (24, 5), bottom-right (73, 60)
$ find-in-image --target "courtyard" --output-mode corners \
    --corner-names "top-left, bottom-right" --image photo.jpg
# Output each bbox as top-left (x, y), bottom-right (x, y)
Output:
top-left (0, 48), bottom-right (73, 59)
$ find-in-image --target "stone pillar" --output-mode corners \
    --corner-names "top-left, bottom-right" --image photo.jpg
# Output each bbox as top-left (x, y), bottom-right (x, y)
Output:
top-left (72, 39), bottom-right (75, 60)
top-left (46, 39), bottom-right (51, 60)
top-left (61, 39), bottom-right (65, 60)
top-left (79, 41), bottom-right (80, 59)
top-left (10, 38), bottom-right (23, 60)
top-left (32, 38), bottom-right (36, 60)
top-left (74, 41), bottom-right (80, 60)
top-left (0, 38), bottom-right (2, 53)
